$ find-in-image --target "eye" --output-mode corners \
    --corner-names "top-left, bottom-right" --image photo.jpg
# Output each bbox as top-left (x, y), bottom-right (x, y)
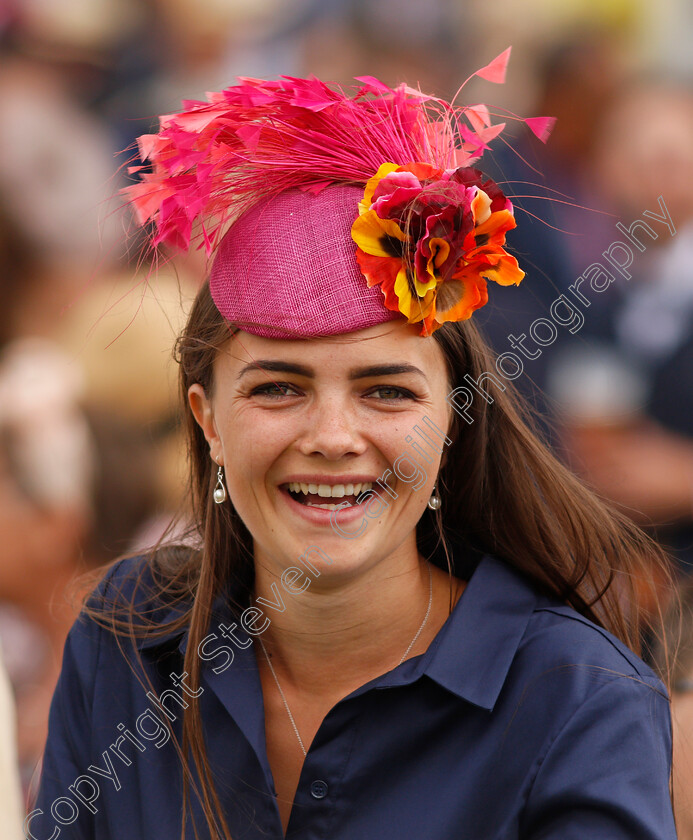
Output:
top-left (366, 385), bottom-right (416, 401)
top-left (250, 382), bottom-right (301, 398)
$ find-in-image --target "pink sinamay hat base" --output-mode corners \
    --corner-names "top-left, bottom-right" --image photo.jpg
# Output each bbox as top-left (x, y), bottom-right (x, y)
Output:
top-left (209, 186), bottom-right (402, 340)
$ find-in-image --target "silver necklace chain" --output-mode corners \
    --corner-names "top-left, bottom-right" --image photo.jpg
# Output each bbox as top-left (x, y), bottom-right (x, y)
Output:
top-left (257, 562), bottom-right (433, 758)
top-left (397, 561), bottom-right (433, 666)
top-left (258, 634), bottom-right (308, 756)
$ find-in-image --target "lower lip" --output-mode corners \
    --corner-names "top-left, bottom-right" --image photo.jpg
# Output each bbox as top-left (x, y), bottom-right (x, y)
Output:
top-left (278, 487), bottom-right (371, 527)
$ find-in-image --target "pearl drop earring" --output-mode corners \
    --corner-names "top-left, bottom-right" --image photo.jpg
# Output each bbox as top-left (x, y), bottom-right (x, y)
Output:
top-left (213, 461), bottom-right (227, 504)
top-left (427, 484), bottom-right (441, 511)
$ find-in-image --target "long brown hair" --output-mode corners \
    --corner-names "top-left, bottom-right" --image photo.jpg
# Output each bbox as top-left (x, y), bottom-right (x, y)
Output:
top-left (87, 279), bottom-right (677, 839)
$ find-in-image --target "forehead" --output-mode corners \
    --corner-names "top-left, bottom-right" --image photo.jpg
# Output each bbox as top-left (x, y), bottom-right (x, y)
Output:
top-left (216, 321), bottom-right (448, 380)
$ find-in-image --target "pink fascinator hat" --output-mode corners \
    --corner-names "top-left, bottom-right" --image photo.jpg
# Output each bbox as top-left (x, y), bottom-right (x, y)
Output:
top-left (123, 48), bottom-right (554, 338)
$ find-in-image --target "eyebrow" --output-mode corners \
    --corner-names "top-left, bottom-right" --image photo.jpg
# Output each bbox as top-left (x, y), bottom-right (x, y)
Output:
top-left (236, 361), bottom-right (427, 381)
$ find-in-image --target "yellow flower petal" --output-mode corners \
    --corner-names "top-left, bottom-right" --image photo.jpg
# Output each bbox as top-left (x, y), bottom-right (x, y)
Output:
top-left (394, 267), bottom-right (435, 321)
top-left (351, 210), bottom-right (406, 257)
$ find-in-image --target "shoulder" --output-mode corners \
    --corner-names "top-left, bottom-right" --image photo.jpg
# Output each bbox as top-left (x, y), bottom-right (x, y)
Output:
top-left (460, 551), bottom-right (670, 712)
top-left (524, 597), bottom-right (661, 680)
top-left (86, 547), bottom-right (194, 625)
top-left (509, 588), bottom-right (669, 716)
top-left (491, 573), bottom-right (673, 786)
top-left (55, 551), bottom-right (194, 708)
top-left (88, 551), bottom-right (154, 606)
top-left (67, 548), bottom-right (194, 667)
top-left (457, 549), bottom-right (663, 685)
top-left (518, 608), bottom-right (676, 838)
top-left (463, 550), bottom-right (663, 686)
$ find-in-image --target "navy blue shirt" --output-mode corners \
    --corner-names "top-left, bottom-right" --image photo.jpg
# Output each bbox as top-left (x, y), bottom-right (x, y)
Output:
top-left (29, 552), bottom-right (676, 839)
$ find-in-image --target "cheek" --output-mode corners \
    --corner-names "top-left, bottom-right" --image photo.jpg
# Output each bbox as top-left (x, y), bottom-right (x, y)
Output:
top-left (397, 404), bottom-right (450, 468)
top-left (219, 405), bottom-right (295, 487)
top-left (372, 428), bottom-right (442, 499)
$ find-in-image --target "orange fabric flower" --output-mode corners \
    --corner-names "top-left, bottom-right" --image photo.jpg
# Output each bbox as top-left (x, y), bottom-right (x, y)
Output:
top-left (351, 163), bottom-right (524, 334)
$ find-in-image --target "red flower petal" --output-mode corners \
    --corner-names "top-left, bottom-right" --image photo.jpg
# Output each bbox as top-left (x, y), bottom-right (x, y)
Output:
top-left (355, 250), bottom-right (402, 312)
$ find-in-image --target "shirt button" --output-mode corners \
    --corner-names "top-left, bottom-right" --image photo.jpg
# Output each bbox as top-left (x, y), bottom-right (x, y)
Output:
top-left (310, 780), bottom-right (328, 799)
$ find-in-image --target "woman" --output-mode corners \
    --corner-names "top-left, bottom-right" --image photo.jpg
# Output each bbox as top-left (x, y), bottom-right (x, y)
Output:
top-left (29, 54), bottom-right (678, 839)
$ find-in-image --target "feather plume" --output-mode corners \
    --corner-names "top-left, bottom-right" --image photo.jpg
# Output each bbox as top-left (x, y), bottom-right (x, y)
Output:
top-left (122, 52), bottom-right (553, 254)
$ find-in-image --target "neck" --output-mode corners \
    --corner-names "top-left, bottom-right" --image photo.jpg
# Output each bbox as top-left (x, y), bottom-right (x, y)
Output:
top-left (251, 541), bottom-right (456, 698)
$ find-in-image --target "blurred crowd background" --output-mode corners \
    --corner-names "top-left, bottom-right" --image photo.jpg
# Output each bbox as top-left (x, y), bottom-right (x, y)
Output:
top-left (1, 0), bottom-right (693, 835)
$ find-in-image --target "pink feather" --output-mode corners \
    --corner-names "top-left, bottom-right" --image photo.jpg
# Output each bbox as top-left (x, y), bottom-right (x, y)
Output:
top-left (122, 55), bottom-right (550, 255)
top-left (525, 116), bottom-right (557, 143)
top-left (465, 104), bottom-right (492, 132)
top-left (475, 47), bottom-right (512, 84)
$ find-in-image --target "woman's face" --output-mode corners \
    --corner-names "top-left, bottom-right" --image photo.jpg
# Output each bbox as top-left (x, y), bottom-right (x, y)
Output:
top-left (188, 321), bottom-right (452, 585)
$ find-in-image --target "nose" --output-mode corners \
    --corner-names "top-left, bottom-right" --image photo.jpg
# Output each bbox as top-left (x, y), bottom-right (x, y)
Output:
top-left (296, 395), bottom-right (368, 460)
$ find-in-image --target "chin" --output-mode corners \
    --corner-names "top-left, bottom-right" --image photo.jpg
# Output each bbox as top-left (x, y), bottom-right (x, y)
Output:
top-left (262, 521), bottom-right (411, 593)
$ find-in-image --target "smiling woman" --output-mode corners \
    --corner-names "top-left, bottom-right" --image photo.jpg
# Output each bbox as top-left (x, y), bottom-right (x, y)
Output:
top-left (186, 320), bottom-right (451, 585)
top-left (30, 57), bottom-right (680, 840)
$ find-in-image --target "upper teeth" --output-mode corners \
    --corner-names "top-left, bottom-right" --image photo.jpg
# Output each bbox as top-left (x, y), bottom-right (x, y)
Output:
top-left (287, 481), bottom-right (373, 497)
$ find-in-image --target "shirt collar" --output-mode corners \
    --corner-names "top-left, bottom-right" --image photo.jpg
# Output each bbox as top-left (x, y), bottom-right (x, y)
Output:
top-left (136, 553), bottom-right (542, 714)
top-left (419, 553), bottom-right (540, 711)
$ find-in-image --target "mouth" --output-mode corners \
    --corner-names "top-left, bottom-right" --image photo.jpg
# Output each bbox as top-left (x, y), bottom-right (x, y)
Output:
top-left (281, 481), bottom-right (374, 511)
